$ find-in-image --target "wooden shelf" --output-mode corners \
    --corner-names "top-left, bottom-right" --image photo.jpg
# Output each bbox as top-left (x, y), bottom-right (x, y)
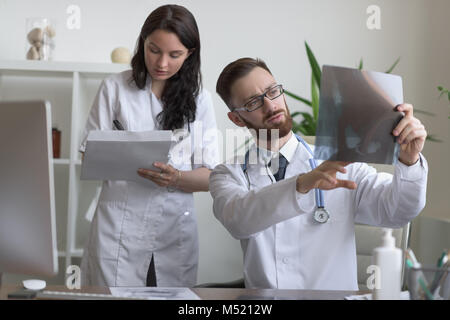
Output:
top-left (52, 159), bottom-right (82, 165)
top-left (53, 158), bottom-right (71, 165)
top-left (57, 249), bottom-right (84, 258)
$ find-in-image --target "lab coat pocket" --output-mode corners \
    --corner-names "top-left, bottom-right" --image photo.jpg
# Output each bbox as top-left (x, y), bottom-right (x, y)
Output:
top-left (113, 112), bottom-right (128, 130)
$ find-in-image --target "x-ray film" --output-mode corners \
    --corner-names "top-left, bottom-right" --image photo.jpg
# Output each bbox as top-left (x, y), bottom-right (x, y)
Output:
top-left (314, 65), bottom-right (404, 164)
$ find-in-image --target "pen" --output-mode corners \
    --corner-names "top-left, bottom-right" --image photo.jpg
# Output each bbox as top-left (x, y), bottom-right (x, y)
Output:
top-left (405, 258), bottom-right (434, 300)
top-left (406, 248), bottom-right (419, 266)
top-left (436, 260), bottom-right (450, 293)
top-left (405, 248), bottom-right (435, 300)
top-left (437, 250), bottom-right (449, 268)
top-left (113, 120), bottom-right (125, 130)
top-left (429, 250), bottom-right (449, 295)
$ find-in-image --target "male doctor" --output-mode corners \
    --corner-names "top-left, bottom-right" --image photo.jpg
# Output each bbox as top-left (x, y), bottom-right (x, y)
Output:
top-left (210, 57), bottom-right (428, 290)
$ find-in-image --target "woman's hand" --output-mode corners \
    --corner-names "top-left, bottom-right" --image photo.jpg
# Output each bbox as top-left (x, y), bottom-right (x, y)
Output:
top-left (137, 162), bottom-right (181, 188)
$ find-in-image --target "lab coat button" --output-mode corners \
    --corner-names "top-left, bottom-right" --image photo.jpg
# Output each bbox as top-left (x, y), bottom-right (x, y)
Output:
top-left (282, 257), bottom-right (289, 264)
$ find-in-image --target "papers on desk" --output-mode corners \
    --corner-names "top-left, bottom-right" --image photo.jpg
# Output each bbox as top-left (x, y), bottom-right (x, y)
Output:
top-left (345, 290), bottom-right (410, 300)
top-left (314, 65), bottom-right (404, 165)
top-left (80, 130), bottom-right (173, 182)
top-left (109, 287), bottom-right (200, 300)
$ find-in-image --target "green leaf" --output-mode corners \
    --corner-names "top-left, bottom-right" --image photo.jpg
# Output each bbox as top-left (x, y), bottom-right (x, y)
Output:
top-left (448, 92), bottom-right (450, 101)
top-left (299, 127), bottom-right (309, 136)
top-left (385, 57), bottom-right (400, 74)
top-left (284, 89), bottom-right (312, 107)
top-left (291, 111), bottom-right (316, 136)
top-left (311, 74), bottom-right (320, 122)
top-left (437, 86), bottom-right (443, 91)
top-left (300, 112), bottom-right (316, 135)
top-left (293, 119), bottom-right (308, 135)
top-left (291, 121), bottom-right (300, 131)
top-left (305, 41), bottom-right (322, 89)
top-left (426, 134), bottom-right (442, 143)
top-left (299, 111), bottom-right (314, 123)
top-left (290, 111), bottom-right (302, 118)
top-left (300, 120), bottom-right (314, 136)
top-left (358, 58), bottom-right (363, 70)
top-left (414, 109), bottom-right (435, 116)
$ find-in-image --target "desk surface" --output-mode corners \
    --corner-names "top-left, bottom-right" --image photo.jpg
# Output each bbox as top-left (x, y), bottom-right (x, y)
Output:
top-left (193, 287), bottom-right (362, 300)
top-left (0, 284), bottom-right (363, 300)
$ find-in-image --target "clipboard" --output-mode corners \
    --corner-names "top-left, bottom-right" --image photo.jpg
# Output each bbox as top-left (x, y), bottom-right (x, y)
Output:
top-left (80, 130), bottom-right (174, 181)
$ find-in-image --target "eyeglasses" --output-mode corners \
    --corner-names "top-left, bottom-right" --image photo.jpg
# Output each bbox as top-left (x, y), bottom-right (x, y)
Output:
top-left (233, 84), bottom-right (284, 112)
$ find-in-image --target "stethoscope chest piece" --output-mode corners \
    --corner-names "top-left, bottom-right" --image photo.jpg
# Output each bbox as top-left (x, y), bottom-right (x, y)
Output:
top-left (242, 135), bottom-right (331, 224)
top-left (314, 207), bottom-right (330, 224)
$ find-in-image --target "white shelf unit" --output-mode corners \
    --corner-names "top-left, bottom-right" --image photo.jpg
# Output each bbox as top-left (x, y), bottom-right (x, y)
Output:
top-left (0, 60), bottom-right (128, 273)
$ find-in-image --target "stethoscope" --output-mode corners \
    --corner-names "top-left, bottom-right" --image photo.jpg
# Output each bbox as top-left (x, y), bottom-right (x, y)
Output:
top-left (242, 134), bottom-right (330, 224)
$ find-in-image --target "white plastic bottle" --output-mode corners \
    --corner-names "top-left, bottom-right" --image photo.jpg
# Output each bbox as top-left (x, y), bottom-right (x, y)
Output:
top-left (372, 228), bottom-right (402, 300)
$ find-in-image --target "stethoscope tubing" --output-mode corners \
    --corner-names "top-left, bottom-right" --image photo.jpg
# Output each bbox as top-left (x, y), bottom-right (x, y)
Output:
top-left (242, 134), bottom-right (326, 210)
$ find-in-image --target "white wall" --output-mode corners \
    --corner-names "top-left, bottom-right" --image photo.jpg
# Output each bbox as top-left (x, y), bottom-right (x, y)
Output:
top-left (0, 0), bottom-right (449, 284)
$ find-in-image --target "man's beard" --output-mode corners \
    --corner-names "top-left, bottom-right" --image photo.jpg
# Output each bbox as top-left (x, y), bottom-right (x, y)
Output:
top-left (241, 105), bottom-right (293, 142)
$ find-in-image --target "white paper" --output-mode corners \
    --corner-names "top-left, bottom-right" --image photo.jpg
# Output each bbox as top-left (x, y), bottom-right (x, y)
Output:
top-left (344, 290), bottom-right (410, 300)
top-left (109, 287), bottom-right (201, 300)
top-left (80, 130), bottom-right (173, 182)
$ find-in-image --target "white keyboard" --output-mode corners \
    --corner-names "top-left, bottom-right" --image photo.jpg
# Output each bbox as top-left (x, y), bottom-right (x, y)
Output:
top-left (37, 290), bottom-right (147, 300)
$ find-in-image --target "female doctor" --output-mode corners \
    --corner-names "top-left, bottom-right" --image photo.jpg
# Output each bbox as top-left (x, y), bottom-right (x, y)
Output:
top-left (79, 5), bottom-right (219, 287)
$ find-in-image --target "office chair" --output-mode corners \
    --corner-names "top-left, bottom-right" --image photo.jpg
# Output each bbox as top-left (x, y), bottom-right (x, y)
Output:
top-left (355, 222), bottom-right (411, 291)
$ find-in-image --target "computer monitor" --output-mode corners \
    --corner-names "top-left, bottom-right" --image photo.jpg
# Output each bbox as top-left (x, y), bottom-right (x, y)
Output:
top-left (0, 100), bottom-right (58, 282)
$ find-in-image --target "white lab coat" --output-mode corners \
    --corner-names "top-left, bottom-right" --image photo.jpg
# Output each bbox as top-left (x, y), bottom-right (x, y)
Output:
top-left (210, 133), bottom-right (428, 290)
top-left (79, 70), bottom-right (219, 287)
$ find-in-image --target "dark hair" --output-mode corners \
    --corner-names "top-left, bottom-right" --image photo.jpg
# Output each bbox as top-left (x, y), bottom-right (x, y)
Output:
top-left (131, 4), bottom-right (201, 130)
top-left (216, 57), bottom-right (272, 110)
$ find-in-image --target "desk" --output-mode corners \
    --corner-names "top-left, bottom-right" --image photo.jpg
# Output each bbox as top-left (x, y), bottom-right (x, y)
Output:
top-left (194, 288), bottom-right (363, 300)
top-left (0, 284), bottom-right (108, 300)
top-left (0, 284), bottom-right (364, 300)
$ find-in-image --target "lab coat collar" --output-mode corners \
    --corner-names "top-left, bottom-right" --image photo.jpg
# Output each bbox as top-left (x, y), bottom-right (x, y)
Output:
top-left (279, 132), bottom-right (299, 163)
top-left (252, 131), bottom-right (299, 165)
top-left (145, 73), bottom-right (191, 133)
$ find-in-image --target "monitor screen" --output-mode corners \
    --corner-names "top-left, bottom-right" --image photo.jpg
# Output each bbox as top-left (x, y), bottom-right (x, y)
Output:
top-left (0, 100), bottom-right (58, 277)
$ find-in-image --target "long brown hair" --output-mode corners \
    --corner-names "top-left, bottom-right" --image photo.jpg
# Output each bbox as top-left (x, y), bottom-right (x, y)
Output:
top-left (131, 4), bottom-right (201, 130)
